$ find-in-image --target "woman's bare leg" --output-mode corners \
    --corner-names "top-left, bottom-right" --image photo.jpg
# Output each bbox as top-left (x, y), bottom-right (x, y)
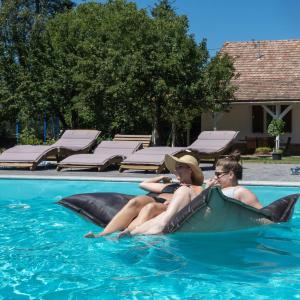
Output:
top-left (100, 195), bottom-right (155, 236)
top-left (118, 203), bottom-right (166, 238)
top-left (127, 203), bottom-right (167, 231)
top-left (130, 186), bottom-right (193, 235)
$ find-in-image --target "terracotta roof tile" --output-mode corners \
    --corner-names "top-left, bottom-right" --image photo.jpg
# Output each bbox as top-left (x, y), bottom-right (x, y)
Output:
top-left (221, 39), bottom-right (300, 101)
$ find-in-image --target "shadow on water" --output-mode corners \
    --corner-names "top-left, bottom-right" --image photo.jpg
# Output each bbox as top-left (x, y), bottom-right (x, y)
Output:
top-left (104, 221), bottom-right (300, 281)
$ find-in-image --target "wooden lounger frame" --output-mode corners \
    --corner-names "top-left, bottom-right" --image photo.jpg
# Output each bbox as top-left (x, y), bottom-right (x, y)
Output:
top-left (113, 134), bottom-right (152, 148)
top-left (57, 156), bottom-right (124, 172)
top-left (57, 134), bottom-right (151, 172)
top-left (119, 150), bottom-right (188, 174)
top-left (119, 163), bottom-right (166, 174)
top-left (119, 145), bottom-right (238, 174)
top-left (0, 148), bottom-right (58, 171)
top-left (0, 131), bottom-right (100, 171)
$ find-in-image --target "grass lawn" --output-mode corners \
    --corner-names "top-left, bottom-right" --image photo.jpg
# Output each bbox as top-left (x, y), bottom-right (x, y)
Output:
top-left (241, 155), bottom-right (300, 164)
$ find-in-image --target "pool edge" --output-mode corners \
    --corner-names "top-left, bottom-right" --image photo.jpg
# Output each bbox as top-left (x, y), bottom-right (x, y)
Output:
top-left (0, 174), bottom-right (299, 187)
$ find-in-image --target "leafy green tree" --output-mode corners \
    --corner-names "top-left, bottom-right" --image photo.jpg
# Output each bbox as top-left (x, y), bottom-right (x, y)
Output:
top-left (0, 0), bottom-right (237, 146)
top-left (267, 118), bottom-right (285, 152)
top-left (136, 0), bottom-right (210, 145)
top-left (42, 0), bottom-right (210, 143)
top-left (0, 0), bottom-right (74, 129)
top-left (41, 0), bottom-right (152, 132)
top-left (202, 53), bottom-right (237, 130)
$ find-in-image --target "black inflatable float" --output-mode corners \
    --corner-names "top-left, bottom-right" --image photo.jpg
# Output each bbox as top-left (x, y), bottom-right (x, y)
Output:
top-left (57, 187), bottom-right (299, 233)
top-left (58, 192), bottom-right (134, 227)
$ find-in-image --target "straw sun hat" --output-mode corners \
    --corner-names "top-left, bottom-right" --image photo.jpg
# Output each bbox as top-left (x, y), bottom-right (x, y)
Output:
top-left (165, 154), bottom-right (204, 185)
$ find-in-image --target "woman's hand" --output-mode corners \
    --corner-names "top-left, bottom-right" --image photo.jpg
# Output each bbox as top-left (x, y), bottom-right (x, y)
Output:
top-left (205, 178), bottom-right (218, 188)
top-left (161, 177), bottom-right (172, 183)
top-left (163, 200), bottom-right (171, 206)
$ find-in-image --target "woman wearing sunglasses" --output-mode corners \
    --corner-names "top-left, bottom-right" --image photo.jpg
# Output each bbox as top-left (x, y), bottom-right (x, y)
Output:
top-left (206, 156), bottom-right (262, 209)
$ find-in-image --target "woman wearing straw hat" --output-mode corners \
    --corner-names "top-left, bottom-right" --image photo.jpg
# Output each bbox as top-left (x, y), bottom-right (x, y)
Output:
top-left (85, 154), bottom-right (203, 238)
top-left (120, 154), bottom-right (204, 236)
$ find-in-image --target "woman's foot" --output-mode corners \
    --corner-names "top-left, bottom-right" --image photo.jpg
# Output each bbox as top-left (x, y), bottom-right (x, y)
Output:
top-left (118, 228), bottom-right (131, 239)
top-left (84, 231), bottom-right (103, 238)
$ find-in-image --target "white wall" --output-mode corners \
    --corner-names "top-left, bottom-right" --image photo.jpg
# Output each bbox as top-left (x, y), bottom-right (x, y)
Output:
top-left (201, 103), bottom-right (300, 143)
top-left (292, 103), bottom-right (300, 144)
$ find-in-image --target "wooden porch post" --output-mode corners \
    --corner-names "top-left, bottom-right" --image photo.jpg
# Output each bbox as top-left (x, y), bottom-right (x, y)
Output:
top-left (275, 104), bottom-right (280, 150)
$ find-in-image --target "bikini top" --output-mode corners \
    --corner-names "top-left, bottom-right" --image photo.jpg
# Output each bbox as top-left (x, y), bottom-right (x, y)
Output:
top-left (146, 183), bottom-right (181, 198)
top-left (222, 186), bottom-right (238, 198)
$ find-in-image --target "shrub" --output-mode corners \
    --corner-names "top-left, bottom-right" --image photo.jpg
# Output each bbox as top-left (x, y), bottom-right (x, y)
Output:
top-left (19, 127), bottom-right (43, 145)
top-left (45, 138), bottom-right (57, 145)
top-left (273, 149), bottom-right (283, 154)
top-left (255, 147), bottom-right (272, 154)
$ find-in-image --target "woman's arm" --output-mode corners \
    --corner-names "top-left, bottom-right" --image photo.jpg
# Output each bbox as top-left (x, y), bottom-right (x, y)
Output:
top-left (130, 186), bottom-right (193, 235)
top-left (139, 175), bottom-right (172, 193)
top-left (235, 187), bottom-right (263, 209)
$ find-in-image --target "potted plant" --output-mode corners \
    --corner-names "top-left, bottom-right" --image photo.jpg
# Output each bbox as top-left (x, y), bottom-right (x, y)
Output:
top-left (267, 119), bottom-right (285, 160)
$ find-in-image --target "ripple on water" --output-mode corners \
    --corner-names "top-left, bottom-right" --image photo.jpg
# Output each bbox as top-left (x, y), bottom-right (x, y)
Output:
top-left (0, 180), bottom-right (299, 299)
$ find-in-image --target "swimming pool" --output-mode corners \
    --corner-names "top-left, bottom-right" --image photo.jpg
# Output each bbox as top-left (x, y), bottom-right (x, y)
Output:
top-left (0, 179), bottom-right (299, 299)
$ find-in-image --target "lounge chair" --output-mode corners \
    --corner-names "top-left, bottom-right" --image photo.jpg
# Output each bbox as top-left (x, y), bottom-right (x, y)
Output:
top-left (57, 140), bottom-right (143, 171)
top-left (113, 134), bottom-right (152, 148)
top-left (119, 131), bottom-right (239, 173)
top-left (0, 129), bottom-right (101, 170)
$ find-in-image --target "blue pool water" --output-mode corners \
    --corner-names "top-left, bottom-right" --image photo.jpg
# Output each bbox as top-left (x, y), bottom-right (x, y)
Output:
top-left (0, 179), bottom-right (299, 299)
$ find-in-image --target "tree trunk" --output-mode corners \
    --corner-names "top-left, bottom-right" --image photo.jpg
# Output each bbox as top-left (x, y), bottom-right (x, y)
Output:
top-left (58, 111), bottom-right (68, 129)
top-left (152, 126), bottom-right (158, 146)
top-left (171, 122), bottom-right (176, 147)
top-left (71, 110), bottom-right (79, 129)
top-left (186, 125), bottom-right (191, 146)
top-left (275, 135), bottom-right (280, 151)
top-left (151, 102), bottom-right (161, 145)
top-left (35, 0), bottom-right (40, 13)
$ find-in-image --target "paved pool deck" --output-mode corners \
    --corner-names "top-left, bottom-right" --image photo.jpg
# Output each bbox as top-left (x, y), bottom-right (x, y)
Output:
top-left (0, 162), bottom-right (299, 186)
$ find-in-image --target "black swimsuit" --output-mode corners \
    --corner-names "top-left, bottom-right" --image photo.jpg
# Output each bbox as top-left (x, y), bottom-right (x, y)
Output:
top-left (146, 183), bottom-right (181, 203)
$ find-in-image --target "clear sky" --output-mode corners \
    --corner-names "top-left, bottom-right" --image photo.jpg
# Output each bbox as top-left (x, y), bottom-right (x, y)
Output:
top-left (74, 0), bottom-right (300, 56)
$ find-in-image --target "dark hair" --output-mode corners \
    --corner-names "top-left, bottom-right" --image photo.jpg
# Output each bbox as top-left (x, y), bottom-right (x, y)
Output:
top-left (216, 154), bottom-right (243, 180)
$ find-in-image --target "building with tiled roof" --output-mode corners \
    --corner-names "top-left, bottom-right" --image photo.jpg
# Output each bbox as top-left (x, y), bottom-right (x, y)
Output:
top-left (201, 39), bottom-right (300, 152)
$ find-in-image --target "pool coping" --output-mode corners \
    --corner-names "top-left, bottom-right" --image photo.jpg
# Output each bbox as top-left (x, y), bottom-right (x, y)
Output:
top-left (0, 174), bottom-right (299, 187)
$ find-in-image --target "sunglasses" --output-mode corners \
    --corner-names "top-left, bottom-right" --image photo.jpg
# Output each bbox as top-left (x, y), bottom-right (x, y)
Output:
top-left (214, 171), bottom-right (229, 178)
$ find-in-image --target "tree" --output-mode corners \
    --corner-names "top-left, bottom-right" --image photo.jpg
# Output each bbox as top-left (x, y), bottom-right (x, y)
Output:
top-left (202, 53), bottom-right (238, 130)
top-left (0, 0), bottom-right (237, 145)
top-left (267, 118), bottom-right (285, 152)
top-left (41, 0), bottom-right (152, 132)
top-left (0, 0), bottom-right (74, 130)
top-left (138, 0), bottom-right (209, 145)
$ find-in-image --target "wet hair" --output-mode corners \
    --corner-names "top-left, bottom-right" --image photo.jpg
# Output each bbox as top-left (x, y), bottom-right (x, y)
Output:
top-left (216, 153), bottom-right (243, 180)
